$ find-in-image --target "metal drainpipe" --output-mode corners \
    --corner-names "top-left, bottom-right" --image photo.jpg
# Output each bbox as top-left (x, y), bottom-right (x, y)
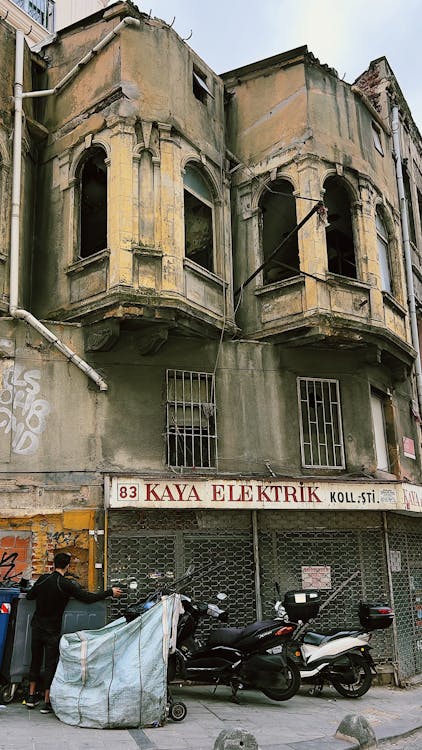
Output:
top-left (252, 510), bottom-right (262, 619)
top-left (382, 511), bottom-right (400, 686)
top-left (391, 105), bottom-right (422, 414)
top-left (11, 17), bottom-right (141, 391)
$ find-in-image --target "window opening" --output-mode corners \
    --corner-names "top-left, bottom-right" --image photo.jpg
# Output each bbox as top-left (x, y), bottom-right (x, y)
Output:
top-left (166, 369), bottom-right (217, 469)
top-left (192, 68), bottom-right (213, 103)
top-left (79, 147), bottom-right (107, 259)
top-left (417, 189), bottom-right (422, 239)
top-left (184, 164), bottom-right (214, 272)
top-left (376, 209), bottom-right (392, 294)
top-left (259, 179), bottom-right (299, 284)
top-left (372, 123), bottom-right (384, 155)
top-left (370, 391), bottom-right (389, 472)
top-left (297, 377), bottom-right (345, 468)
top-left (402, 166), bottom-right (416, 244)
top-left (324, 176), bottom-right (357, 279)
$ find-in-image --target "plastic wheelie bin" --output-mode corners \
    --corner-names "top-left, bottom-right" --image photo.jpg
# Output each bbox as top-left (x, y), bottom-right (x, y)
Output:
top-left (0, 588), bottom-right (20, 670)
top-left (0, 593), bottom-right (107, 703)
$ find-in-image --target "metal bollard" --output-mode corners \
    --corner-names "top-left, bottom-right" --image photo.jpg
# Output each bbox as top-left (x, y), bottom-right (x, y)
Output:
top-left (213, 727), bottom-right (259, 750)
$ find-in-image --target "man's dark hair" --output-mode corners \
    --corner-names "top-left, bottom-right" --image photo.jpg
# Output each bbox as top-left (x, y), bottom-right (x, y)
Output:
top-left (54, 552), bottom-right (71, 569)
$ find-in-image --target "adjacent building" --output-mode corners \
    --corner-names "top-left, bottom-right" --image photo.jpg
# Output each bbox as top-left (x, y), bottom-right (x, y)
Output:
top-left (0, 0), bottom-right (421, 682)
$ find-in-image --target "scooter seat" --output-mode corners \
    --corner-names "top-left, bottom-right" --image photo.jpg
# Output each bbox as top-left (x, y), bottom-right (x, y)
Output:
top-left (207, 627), bottom-right (244, 647)
top-left (303, 629), bottom-right (361, 646)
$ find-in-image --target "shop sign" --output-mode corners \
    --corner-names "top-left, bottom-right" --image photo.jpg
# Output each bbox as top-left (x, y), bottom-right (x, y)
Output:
top-left (403, 437), bottom-right (416, 459)
top-left (389, 550), bottom-right (401, 573)
top-left (403, 484), bottom-right (422, 511)
top-left (302, 566), bottom-right (331, 589)
top-left (106, 477), bottom-right (412, 511)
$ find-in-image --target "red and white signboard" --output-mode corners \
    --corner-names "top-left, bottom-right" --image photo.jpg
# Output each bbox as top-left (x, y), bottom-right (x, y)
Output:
top-left (302, 566), bottom-right (332, 590)
top-left (403, 437), bottom-right (416, 460)
top-left (0, 603), bottom-right (11, 614)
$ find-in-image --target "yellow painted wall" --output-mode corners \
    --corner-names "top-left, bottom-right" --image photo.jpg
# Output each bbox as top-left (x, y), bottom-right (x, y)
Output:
top-left (0, 509), bottom-right (103, 590)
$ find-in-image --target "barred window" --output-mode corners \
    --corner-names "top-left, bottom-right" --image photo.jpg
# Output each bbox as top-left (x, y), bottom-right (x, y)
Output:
top-left (297, 377), bottom-right (345, 468)
top-left (166, 370), bottom-right (217, 469)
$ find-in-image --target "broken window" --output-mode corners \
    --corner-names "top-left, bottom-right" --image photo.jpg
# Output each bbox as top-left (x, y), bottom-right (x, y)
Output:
top-left (376, 209), bottom-right (392, 294)
top-left (371, 122), bottom-right (384, 155)
top-left (165, 369), bottom-right (217, 469)
top-left (418, 189), bottom-right (422, 237)
top-left (403, 166), bottom-right (416, 244)
top-left (297, 377), bottom-right (345, 469)
top-left (370, 390), bottom-right (390, 472)
top-left (324, 176), bottom-right (357, 279)
top-left (259, 179), bottom-right (299, 284)
top-left (184, 164), bottom-right (214, 272)
top-left (79, 146), bottom-right (108, 259)
top-left (370, 388), bottom-right (399, 475)
top-left (192, 67), bottom-right (213, 104)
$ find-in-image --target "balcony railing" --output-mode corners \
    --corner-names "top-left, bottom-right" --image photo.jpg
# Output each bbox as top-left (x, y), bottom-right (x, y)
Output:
top-left (11, 0), bottom-right (55, 31)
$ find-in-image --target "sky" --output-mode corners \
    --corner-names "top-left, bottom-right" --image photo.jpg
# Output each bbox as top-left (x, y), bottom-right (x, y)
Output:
top-left (132, 0), bottom-right (422, 131)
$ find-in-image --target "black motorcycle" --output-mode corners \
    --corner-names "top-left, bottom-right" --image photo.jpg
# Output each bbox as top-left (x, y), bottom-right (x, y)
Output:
top-left (125, 566), bottom-right (300, 703)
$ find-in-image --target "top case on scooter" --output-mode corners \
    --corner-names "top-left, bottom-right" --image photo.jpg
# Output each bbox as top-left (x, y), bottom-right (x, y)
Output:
top-left (283, 591), bottom-right (320, 623)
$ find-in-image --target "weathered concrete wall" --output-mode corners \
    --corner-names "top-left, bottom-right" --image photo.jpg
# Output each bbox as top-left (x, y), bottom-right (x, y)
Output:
top-left (0, 23), bottom-right (37, 312)
top-left (31, 6), bottom-right (232, 335)
top-left (0, 509), bottom-right (103, 588)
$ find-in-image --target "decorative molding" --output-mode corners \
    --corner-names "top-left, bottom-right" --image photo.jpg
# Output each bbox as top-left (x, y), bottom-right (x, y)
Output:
top-left (84, 321), bottom-right (120, 352)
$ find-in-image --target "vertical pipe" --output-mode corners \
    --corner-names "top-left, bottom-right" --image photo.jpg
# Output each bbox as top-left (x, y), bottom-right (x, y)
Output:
top-left (10, 30), bottom-right (25, 312)
top-left (252, 510), bottom-right (262, 619)
top-left (382, 511), bottom-right (400, 686)
top-left (391, 106), bottom-right (422, 414)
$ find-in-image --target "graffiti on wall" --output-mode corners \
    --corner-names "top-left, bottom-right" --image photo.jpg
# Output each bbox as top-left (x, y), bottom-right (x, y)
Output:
top-left (0, 365), bottom-right (51, 455)
top-left (48, 530), bottom-right (82, 547)
top-left (0, 532), bottom-right (31, 584)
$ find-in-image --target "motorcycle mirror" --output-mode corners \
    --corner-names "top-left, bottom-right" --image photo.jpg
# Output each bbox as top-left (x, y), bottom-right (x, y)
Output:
top-left (216, 592), bottom-right (227, 601)
top-left (275, 582), bottom-right (281, 596)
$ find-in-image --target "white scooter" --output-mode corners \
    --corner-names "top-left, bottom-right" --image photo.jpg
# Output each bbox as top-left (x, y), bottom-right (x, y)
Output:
top-left (274, 574), bottom-right (394, 698)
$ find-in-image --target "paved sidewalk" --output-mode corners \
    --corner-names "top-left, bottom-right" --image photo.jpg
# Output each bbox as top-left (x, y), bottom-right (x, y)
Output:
top-left (1, 683), bottom-right (421, 750)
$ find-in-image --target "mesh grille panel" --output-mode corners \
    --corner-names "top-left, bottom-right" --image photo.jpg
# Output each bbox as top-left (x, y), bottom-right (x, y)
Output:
top-left (108, 533), bottom-right (177, 620)
top-left (108, 527), bottom-right (256, 637)
top-left (258, 529), bottom-right (392, 662)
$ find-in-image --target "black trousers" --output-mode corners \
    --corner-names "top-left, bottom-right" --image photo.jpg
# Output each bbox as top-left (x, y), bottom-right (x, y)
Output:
top-left (28, 624), bottom-right (61, 690)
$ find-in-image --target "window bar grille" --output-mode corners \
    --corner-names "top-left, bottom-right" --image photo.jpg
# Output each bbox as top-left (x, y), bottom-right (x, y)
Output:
top-left (299, 377), bottom-right (344, 469)
top-left (166, 369), bottom-right (216, 469)
top-left (198, 373), bottom-right (203, 468)
top-left (306, 379), bottom-right (314, 466)
top-left (320, 381), bottom-right (329, 466)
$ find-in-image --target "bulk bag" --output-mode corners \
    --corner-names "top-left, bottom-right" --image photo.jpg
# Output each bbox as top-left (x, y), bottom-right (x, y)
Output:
top-left (50, 594), bottom-right (179, 729)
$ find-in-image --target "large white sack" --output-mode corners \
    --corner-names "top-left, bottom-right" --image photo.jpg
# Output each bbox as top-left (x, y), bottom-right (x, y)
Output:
top-left (50, 594), bottom-right (177, 729)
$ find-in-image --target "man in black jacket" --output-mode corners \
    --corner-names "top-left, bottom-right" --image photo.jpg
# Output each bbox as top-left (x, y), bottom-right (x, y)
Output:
top-left (26, 551), bottom-right (122, 714)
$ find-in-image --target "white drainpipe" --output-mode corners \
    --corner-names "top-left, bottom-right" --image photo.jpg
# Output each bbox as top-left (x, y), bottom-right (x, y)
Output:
top-left (11, 17), bottom-right (141, 392)
top-left (391, 105), bottom-right (422, 414)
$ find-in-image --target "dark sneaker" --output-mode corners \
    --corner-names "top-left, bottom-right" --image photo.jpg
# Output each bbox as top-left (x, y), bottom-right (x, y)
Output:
top-left (39, 701), bottom-right (53, 714)
top-left (25, 695), bottom-right (40, 709)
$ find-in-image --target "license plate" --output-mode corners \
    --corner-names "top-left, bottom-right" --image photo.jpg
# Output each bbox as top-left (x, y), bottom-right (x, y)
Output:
top-left (267, 645), bottom-right (283, 654)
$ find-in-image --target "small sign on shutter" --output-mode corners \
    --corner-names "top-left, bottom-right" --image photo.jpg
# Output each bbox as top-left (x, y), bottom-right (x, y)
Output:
top-left (403, 437), bottom-right (416, 459)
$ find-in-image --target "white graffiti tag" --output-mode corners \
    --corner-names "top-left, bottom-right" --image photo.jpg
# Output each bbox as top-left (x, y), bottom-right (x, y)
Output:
top-left (0, 365), bottom-right (51, 455)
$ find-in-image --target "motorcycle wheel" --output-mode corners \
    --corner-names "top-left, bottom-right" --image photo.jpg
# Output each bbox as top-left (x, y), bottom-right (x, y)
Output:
top-left (331, 658), bottom-right (372, 698)
top-left (1, 683), bottom-right (16, 704)
top-left (169, 701), bottom-right (187, 722)
top-left (262, 658), bottom-right (301, 701)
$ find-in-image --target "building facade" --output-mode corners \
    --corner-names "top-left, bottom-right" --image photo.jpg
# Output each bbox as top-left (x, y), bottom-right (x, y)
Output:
top-left (0, 1), bottom-right (421, 683)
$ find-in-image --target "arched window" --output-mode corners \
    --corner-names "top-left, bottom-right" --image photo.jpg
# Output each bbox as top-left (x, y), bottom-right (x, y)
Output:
top-left (79, 146), bottom-right (107, 259)
top-left (183, 164), bottom-right (214, 272)
top-left (324, 176), bottom-right (357, 279)
top-left (376, 209), bottom-right (392, 294)
top-left (259, 179), bottom-right (299, 284)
